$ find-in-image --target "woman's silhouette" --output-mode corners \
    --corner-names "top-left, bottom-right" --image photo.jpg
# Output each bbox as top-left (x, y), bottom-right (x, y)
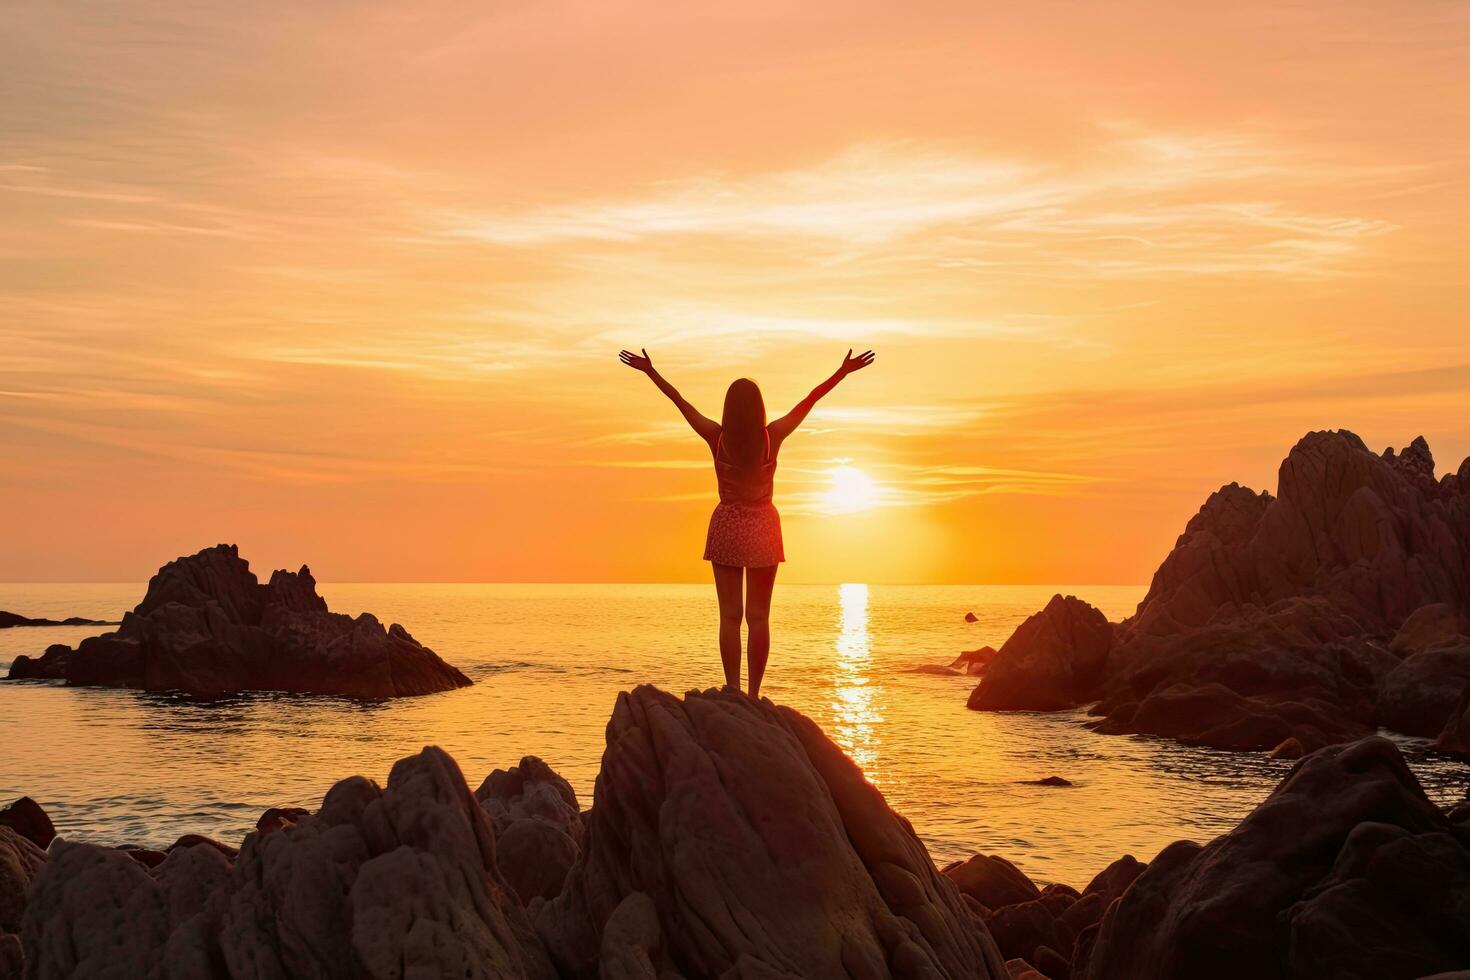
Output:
top-left (619, 347), bottom-right (875, 698)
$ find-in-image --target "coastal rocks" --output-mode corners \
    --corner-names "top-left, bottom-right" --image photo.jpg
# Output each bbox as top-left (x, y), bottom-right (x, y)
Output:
top-left (1078, 736), bottom-right (1470, 980)
top-left (944, 851), bottom-right (1146, 976)
top-left (5, 544), bottom-right (471, 699)
top-left (967, 596), bottom-right (1112, 711)
top-left (1, 828), bottom-right (45, 979)
top-left (970, 431), bottom-right (1470, 752)
top-left (1091, 681), bottom-right (1369, 753)
top-left (0, 798), bottom-right (54, 851)
top-left (1377, 645), bottom-right (1470, 736)
top-left (19, 746), bottom-right (557, 980)
top-left (942, 853), bottom-right (1043, 911)
top-left (475, 756), bottom-right (584, 904)
top-left (537, 685), bottom-right (1009, 978)
top-left (0, 612), bottom-right (116, 629)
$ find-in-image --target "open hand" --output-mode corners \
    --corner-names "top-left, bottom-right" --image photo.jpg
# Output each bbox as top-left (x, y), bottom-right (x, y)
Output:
top-left (619, 348), bottom-right (653, 374)
top-left (840, 348), bottom-right (875, 375)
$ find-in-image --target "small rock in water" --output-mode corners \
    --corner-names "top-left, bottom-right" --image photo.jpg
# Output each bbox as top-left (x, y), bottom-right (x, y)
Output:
top-left (1028, 776), bottom-right (1073, 787)
top-left (1269, 736), bottom-right (1305, 759)
top-left (965, 611), bottom-right (979, 623)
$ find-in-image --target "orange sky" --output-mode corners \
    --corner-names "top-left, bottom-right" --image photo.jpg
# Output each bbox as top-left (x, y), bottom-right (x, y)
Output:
top-left (2, 2), bottom-right (1468, 584)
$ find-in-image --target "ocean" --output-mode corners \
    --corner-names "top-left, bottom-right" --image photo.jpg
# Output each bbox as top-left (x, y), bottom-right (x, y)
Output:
top-left (2, 581), bottom-right (1464, 887)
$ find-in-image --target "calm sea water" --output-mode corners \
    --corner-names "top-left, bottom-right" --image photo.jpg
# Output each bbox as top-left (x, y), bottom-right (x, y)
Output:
top-left (2, 582), bottom-right (1465, 886)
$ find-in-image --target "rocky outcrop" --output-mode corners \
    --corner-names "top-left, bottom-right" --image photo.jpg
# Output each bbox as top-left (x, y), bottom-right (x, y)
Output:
top-left (475, 756), bottom-right (584, 905)
top-left (20, 746), bottom-right (556, 980)
top-left (0, 612), bottom-right (116, 629)
top-left (6, 545), bottom-right (471, 699)
top-left (1078, 737), bottom-right (1470, 980)
top-left (537, 685), bottom-right (1009, 978)
top-left (967, 596), bottom-right (1112, 711)
top-left (969, 431), bottom-right (1470, 750)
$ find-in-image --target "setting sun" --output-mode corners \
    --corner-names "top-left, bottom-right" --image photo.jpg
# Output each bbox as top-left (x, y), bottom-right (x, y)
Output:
top-left (824, 466), bottom-right (880, 514)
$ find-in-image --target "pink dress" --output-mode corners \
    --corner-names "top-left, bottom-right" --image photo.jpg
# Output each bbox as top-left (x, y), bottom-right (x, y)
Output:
top-left (703, 431), bottom-right (784, 568)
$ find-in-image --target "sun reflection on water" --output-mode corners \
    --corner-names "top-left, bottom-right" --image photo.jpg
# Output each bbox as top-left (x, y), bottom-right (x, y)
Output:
top-left (832, 582), bottom-right (882, 780)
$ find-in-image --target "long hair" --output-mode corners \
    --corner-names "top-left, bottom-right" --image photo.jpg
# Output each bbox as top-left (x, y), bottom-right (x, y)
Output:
top-left (720, 378), bottom-right (768, 467)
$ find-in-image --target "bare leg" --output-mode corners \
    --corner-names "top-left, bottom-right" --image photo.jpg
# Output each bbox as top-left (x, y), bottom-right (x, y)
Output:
top-left (712, 562), bottom-right (745, 690)
top-left (744, 564), bottom-right (778, 699)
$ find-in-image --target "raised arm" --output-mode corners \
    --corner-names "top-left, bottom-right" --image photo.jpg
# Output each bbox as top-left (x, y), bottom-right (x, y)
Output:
top-left (619, 348), bottom-right (721, 446)
top-left (768, 348), bottom-right (875, 446)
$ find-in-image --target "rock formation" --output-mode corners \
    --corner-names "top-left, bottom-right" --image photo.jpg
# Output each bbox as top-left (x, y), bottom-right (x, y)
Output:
top-left (9, 688), bottom-right (1470, 979)
top-left (1078, 737), bottom-right (1470, 980)
top-left (942, 850), bottom-right (1146, 978)
top-left (19, 746), bottom-right (556, 980)
top-left (536, 685), bottom-right (1010, 978)
top-left (969, 432), bottom-right (1470, 751)
top-left (0, 612), bottom-right (116, 629)
top-left (475, 756), bottom-right (585, 905)
top-left (6, 545), bottom-right (471, 699)
top-left (1, 827), bottom-right (45, 979)
top-left (966, 596), bottom-right (1111, 711)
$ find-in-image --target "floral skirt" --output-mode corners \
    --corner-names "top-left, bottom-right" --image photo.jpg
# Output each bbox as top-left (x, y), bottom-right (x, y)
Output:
top-left (703, 502), bottom-right (784, 567)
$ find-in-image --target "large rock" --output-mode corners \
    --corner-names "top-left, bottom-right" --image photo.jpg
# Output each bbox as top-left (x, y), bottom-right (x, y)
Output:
top-left (1377, 645), bottom-right (1470, 736)
top-left (1, 827), bottom-right (45, 979)
top-left (967, 595), bottom-right (1112, 711)
top-left (1078, 737), bottom-right (1470, 980)
top-left (6, 545), bottom-right (471, 699)
top-left (20, 747), bottom-right (556, 979)
top-left (537, 685), bottom-right (1009, 978)
top-left (971, 431), bottom-right (1470, 751)
top-left (475, 756), bottom-right (584, 905)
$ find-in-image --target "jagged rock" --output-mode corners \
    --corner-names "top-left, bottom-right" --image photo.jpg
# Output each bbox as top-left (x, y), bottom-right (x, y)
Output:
top-left (970, 431), bottom-right (1470, 751)
top-left (968, 596), bottom-right (1112, 711)
top-left (966, 612), bottom-right (979, 623)
top-left (942, 853), bottom-right (1043, 912)
top-left (1080, 737), bottom-right (1470, 980)
top-left (0, 798), bottom-right (54, 851)
top-left (5, 545), bottom-right (471, 699)
top-left (20, 747), bottom-right (557, 979)
top-left (538, 685), bottom-right (1008, 978)
top-left (1378, 645), bottom-right (1470, 736)
top-left (475, 756), bottom-right (584, 904)
top-left (0, 612), bottom-right (116, 628)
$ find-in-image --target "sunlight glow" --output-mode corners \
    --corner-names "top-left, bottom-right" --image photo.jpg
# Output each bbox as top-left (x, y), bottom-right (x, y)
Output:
top-left (832, 583), bottom-right (881, 778)
top-left (823, 466), bottom-right (880, 514)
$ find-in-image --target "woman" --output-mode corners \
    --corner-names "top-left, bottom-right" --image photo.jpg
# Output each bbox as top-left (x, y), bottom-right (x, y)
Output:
top-left (618, 347), bottom-right (876, 698)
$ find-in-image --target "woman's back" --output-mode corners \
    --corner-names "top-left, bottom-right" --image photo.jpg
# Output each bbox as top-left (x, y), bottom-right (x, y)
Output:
top-left (713, 430), bottom-right (777, 505)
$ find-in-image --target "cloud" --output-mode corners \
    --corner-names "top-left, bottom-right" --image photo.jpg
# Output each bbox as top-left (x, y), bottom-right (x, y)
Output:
top-left (433, 135), bottom-right (1400, 280)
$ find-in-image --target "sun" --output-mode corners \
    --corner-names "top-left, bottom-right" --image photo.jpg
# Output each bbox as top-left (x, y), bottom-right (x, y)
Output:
top-left (823, 465), bottom-right (879, 514)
